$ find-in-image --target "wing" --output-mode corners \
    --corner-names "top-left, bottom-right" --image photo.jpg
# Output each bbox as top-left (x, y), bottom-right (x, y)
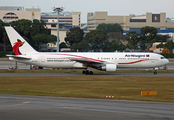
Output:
top-left (71, 58), bottom-right (104, 64)
top-left (71, 58), bottom-right (114, 68)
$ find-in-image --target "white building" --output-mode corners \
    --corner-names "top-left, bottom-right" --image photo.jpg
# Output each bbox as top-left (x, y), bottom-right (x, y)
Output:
top-left (41, 11), bottom-right (81, 51)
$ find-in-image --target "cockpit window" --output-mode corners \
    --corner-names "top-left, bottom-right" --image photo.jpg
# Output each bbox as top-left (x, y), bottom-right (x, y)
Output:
top-left (161, 57), bottom-right (164, 59)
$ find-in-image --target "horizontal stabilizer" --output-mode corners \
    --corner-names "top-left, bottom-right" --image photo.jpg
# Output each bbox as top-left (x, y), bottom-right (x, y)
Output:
top-left (6, 54), bottom-right (31, 60)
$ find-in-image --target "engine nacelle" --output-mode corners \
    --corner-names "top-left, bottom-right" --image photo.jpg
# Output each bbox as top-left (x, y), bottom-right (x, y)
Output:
top-left (100, 64), bottom-right (117, 72)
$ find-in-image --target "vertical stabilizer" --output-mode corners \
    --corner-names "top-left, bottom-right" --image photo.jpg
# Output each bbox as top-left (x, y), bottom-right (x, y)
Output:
top-left (5, 26), bottom-right (38, 55)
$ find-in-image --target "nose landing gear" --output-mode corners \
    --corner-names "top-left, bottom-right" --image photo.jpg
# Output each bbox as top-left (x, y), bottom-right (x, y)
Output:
top-left (154, 70), bottom-right (157, 75)
top-left (154, 68), bottom-right (158, 75)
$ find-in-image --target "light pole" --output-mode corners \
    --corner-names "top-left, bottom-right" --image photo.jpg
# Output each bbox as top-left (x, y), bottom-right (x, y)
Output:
top-left (53, 7), bottom-right (64, 52)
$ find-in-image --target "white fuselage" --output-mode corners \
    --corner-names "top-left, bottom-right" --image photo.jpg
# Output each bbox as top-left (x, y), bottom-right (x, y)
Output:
top-left (9, 52), bottom-right (169, 69)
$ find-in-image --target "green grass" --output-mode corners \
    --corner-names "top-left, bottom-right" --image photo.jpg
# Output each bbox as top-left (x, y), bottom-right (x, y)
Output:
top-left (0, 76), bottom-right (174, 102)
top-left (169, 60), bottom-right (174, 62)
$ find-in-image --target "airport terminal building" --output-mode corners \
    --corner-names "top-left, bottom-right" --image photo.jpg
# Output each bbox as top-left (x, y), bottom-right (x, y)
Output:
top-left (87, 12), bottom-right (174, 53)
top-left (0, 6), bottom-right (40, 23)
top-left (0, 7), bottom-right (173, 52)
top-left (41, 11), bottom-right (81, 44)
top-left (0, 6), bottom-right (81, 51)
top-left (87, 12), bottom-right (174, 34)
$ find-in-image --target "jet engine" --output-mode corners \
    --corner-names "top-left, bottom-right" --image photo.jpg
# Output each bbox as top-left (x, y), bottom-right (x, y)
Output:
top-left (99, 64), bottom-right (117, 72)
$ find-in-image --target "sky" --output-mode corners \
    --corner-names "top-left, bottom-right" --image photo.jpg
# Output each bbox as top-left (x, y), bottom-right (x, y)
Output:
top-left (1, 0), bottom-right (174, 23)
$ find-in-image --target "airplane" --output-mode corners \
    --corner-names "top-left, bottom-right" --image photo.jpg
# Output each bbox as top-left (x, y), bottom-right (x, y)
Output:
top-left (5, 26), bottom-right (169, 75)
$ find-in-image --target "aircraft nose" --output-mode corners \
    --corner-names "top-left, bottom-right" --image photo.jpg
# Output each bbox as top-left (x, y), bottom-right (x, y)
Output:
top-left (165, 59), bottom-right (169, 64)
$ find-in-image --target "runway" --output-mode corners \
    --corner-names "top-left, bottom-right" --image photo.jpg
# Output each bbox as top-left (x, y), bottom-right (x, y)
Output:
top-left (0, 72), bottom-right (174, 76)
top-left (1, 60), bottom-right (174, 120)
top-left (0, 94), bottom-right (174, 120)
top-left (0, 60), bottom-right (174, 70)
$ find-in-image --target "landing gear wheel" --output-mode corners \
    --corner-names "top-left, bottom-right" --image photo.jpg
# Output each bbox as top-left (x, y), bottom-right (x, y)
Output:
top-left (82, 70), bottom-right (86, 74)
top-left (82, 70), bottom-right (93, 75)
top-left (86, 70), bottom-right (89, 75)
top-left (89, 71), bottom-right (93, 75)
top-left (154, 71), bottom-right (157, 75)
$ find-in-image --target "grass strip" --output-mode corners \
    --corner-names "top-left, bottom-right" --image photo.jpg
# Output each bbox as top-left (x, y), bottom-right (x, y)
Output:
top-left (0, 76), bottom-right (174, 102)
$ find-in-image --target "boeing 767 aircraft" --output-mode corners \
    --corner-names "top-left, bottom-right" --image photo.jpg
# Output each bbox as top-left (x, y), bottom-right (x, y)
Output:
top-left (5, 26), bottom-right (169, 75)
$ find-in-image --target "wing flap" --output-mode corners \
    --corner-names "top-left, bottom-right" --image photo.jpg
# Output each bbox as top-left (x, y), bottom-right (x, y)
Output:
top-left (71, 58), bottom-right (105, 65)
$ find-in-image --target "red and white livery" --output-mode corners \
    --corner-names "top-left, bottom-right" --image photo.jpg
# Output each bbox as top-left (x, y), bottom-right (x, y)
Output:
top-left (5, 26), bottom-right (169, 75)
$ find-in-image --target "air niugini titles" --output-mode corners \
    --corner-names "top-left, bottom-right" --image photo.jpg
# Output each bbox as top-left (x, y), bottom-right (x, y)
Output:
top-left (125, 54), bottom-right (149, 58)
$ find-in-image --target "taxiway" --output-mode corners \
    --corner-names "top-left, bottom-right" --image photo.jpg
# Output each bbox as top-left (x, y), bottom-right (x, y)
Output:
top-left (0, 94), bottom-right (174, 120)
top-left (0, 72), bottom-right (174, 76)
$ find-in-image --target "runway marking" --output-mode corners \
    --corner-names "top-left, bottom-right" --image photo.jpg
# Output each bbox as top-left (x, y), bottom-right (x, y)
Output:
top-left (23, 101), bottom-right (30, 104)
top-left (54, 103), bottom-right (83, 109)
top-left (63, 106), bottom-right (83, 109)
top-left (54, 104), bottom-right (64, 106)
top-left (1, 101), bottom-right (30, 108)
top-left (1, 103), bottom-right (24, 107)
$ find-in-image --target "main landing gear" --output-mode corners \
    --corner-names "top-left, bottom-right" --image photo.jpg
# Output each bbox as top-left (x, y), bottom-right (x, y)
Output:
top-left (82, 70), bottom-right (93, 75)
top-left (154, 68), bottom-right (158, 75)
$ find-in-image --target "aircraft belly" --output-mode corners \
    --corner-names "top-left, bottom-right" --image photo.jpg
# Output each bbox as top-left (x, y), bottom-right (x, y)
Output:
top-left (9, 58), bottom-right (34, 66)
top-left (118, 64), bottom-right (142, 68)
top-left (39, 62), bottom-right (74, 68)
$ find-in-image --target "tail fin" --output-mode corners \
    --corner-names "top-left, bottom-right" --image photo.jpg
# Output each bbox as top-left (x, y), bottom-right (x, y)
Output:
top-left (5, 26), bottom-right (38, 55)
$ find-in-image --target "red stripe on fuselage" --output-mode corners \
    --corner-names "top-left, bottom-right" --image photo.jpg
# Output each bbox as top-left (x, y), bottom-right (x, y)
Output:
top-left (118, 59), bottom-right (155, 65)
top-left (44, 53), bottom-right (155, 65)
top-left (45, 53), bottom-right (106, 63)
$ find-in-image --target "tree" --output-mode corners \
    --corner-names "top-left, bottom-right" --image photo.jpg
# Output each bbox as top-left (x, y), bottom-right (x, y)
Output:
top-left (107, 32), bottom-right (126, 42)
top-left (83, 29), bottom-right (107, 51)
top-left (70, 40), bottom-right (90, 52)
top-left (97, 23), bottom-right (123, 34)
top-left (156, 34), bottom-right (169, 42)
top-left (0, 20), bottom-right (4, 43)
top-left (140, 26), bottom-right (157, 51)
top-left (10, 19), bottom-right (32, 38)
top-left (164, 40), bottom-right (174, 53)
top-left (2, 32), bottom-right (10, 52)
top-left (30, 19), bottom-right (48, 37)
top-left (156, 43), bottom-right (164, 49)
top-left (65, 27), bottom-right (84, 46)
top-left (102, 40), bottom-right (117, 52)
top-left (32, 34), bottom-right (48, 51)
top-left (157, 40), bottom-right (174, 53)
top-left (97, 23), bottom-right (125, 50)
top-left (9, 19), bottom-right (48, 49)
top-left (0, 20), bottom-right (10, 52)
top-left (126, 31), bottom-right (140, 50)
top-left (60, 42), bottom-right (67, 48)
top-left (70, 43), bottom-right (78, 52)
top-left (102, 40), bottom-right (126, 52)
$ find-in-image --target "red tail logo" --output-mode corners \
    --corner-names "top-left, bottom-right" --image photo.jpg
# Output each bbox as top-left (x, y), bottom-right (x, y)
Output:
top-left (13, 39), bottom-right (25, 55)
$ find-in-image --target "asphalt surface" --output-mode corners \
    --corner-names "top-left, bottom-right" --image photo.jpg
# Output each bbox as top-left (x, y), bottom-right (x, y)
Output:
top-left (0, 60), bottom-right (174, 120)
top-left (0, 94), bottom-right (174, 120)
top-left (0, 72), bottom-right (174, 76)
top-left (0, 60), bottom-right (174, 70)
top-left (0, 60), bottom-right (174, 76)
